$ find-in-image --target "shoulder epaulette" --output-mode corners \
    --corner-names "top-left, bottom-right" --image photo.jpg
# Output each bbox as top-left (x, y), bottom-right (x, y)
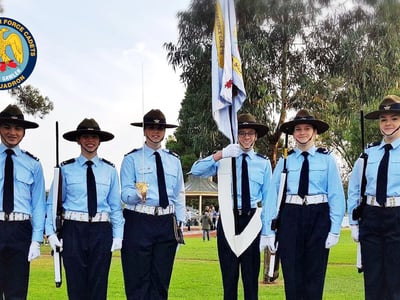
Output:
top-left (61, 158), bottom-right (75, 166)
top-left (288, 149), bottom-right (295, 155)
top-left (256, 153), bottom-right (268, 160)
top-left (366, 141), bottom-right (380, 148)
top-left (164, 149), bottom-right (180, 159)
top-left (124, 148), bottom-right (139, 156)
top-left (317, 147), bottom-right (331, 154)
top-left (101, 158), bottom-right (115, 167)
top-left (23, 150), bottom-right (39, 161)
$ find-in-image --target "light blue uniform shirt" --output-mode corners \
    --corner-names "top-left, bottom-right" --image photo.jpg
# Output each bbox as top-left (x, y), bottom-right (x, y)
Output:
top-left (120, 144), bottom-right (186, 223)
top-left (348, 138), bottom-right (400, 225)
top-left (190, 150), bottom-right (272, 235)
top-left (45, 155), bottom-right (124, 238)
top-left (264, 146), bottom-right (345, 235)
top-left (0, 144), bottom-right (46, 242)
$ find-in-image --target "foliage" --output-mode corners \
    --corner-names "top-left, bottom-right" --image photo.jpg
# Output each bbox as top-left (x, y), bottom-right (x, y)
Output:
top-left (9, 85), bottom-right (54, 118)
top-left (165, 0), bottom-right (400, 174)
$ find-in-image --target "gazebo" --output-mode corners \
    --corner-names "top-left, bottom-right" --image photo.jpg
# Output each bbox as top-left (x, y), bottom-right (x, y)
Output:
top-left (184, 173), bottom-right (218, 214)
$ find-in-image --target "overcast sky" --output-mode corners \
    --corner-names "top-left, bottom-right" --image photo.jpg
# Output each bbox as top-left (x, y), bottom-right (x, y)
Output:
top-left (0, 0), bottom-right (191, 188)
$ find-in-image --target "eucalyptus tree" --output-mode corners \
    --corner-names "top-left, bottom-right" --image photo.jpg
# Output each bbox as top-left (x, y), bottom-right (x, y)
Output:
top-left (165, 0), bottom-right (400, 172)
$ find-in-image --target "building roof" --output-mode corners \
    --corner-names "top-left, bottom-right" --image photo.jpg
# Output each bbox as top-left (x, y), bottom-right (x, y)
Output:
top-left (185, 174), bottom-right (218, 196)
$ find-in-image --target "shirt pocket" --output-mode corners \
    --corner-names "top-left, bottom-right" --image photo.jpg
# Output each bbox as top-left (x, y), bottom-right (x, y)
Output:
top-left (249, 169), bottom-right (264, 194)
top-left (15, 168), bottom-right (34, 186)
top-left (136, 166), bottom-right (153, 181)
top-left (96, 178), bottom-right (111, 199)
top-left (309, 162), bottom-right (327, 187)
top-left (391, 155), bottom-right (400, 179)
top-left (165, 167), bottom-right (178, 190)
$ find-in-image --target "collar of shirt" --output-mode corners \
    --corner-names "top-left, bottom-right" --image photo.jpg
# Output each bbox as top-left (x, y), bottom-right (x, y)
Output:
top-left (378, 138), bottom-right (400, 151)
top-left (240, 149), bottom-right (255, 160)
top-left (294, 146), bottom-right (316, 158)
top-left (77, 154), bottom-right (100, 167)
top-left (143, 143), bottom-right (163, 158)
top-left (0, 144), bottom-right (22, 157)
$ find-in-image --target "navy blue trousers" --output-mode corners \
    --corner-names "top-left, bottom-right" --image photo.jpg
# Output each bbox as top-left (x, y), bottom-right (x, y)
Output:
top-left (278, 203), bottom-right (330, 300)
top-left (360, 205), bottom-right (400, 300)
top-left (121, 210), bottom-right (177, 300)
top-left (62, 220), bottom-right (112, 300)
top-left (0, 220), bottom-right (31, 300)
top-left (217, 212), bottom-right (260, 300)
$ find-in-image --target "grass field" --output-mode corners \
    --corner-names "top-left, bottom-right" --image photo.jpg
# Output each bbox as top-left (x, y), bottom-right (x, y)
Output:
top-left (27, 228), bottom-right (364, 299)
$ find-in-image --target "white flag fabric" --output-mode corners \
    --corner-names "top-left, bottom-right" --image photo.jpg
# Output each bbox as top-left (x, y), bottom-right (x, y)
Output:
top-left (212, 0), bottom-right (246, 143)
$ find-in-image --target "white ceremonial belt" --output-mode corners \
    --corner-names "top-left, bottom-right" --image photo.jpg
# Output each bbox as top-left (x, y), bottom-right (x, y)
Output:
top-left (0, 212), bottom-right (30, 221)
top-left (367, 195), bottom-right (400, 207)
top-left (64, 211), bottom-right (110, 222)
top-left (125, 204), bottom-right (174, 216)
top-left (286, 194), bottom-right (328, 205)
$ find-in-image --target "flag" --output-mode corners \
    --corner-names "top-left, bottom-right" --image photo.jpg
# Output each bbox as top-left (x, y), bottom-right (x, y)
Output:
top-left (212, 0), bottom-right (246, 143)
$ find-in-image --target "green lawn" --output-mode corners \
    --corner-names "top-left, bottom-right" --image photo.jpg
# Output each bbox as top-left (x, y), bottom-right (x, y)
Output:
top-left (28, 228), bottom-right (364, 299)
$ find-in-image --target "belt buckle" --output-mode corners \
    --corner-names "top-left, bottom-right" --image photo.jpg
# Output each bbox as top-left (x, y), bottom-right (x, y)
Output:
top-left (154, 207), bottom-right (159, 216)
top-left (88, 216), bottom-right (93, 223)
top-left (302, 196), bottom-right (307, 205)
top-left (4, 213), bottom-right (9, 221)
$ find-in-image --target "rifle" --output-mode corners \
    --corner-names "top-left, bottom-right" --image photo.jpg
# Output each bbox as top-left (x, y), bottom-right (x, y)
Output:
top-left (352, 110), bottom-right (368, 273)
top-left (51, 121), bottom-right (63, 287)
top-left (268, 133), bottom-right (289, 281)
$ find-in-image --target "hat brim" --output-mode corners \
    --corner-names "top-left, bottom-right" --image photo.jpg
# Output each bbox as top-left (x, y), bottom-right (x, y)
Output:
top-left (280, 119), bottom-right (329, 135)
top-left (130, 122), bottom-right (178, 128)
top-left (238, 123), bottom-right (268, 138)
top-left (0, 118), bottom-right (38, 129)
top-left (364, 109), bottom-right (400, 119)
top-left (63, 130), bottom-right (114, 142)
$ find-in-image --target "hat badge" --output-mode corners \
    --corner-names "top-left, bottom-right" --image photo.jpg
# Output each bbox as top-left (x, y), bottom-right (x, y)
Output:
top-left (154, 119), bottom-right (160, 124)
top-left (383, 105), bottom-right (391, 110)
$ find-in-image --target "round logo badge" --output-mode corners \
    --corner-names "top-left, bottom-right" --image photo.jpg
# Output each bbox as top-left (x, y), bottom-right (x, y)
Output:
top-left (0, 17), bottom-right (37, 90)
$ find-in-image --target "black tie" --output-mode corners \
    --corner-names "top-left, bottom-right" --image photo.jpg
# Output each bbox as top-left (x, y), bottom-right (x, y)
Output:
top-left (86, 161), bottom-right (97, 217)
top-left (154, 152), bottom-right (168, 208)
top-left (298, 152), bottom-right (309, 199)
top-left (3, 149), bottom-right (14, 214)
top-left (241, 153), bottom-right (250, 214)
top-left (376, 144), bottom-right (392, 206)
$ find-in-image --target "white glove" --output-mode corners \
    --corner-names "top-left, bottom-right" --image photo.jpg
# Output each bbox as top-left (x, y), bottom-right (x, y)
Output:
top-left (260, 235), bottom-right (277, 252)
top-left (48, 234), bottom-right (63, 252)
top-left (325, 232), bottom-right (339, 249)
top-left (111, 238), bottom-right (123, 252)
top-left (27, 241), bottom-right (41, 262)
top-left (350, 225), bottom-right (359, 242)
top-left (222, 144), bottom-right (241, 158)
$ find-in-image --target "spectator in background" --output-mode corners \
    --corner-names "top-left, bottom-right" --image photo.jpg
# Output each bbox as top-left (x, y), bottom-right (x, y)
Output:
top-left (185, 208), bottom-right (192, 231)
top-left (200, 208), bottom-right (213, 241)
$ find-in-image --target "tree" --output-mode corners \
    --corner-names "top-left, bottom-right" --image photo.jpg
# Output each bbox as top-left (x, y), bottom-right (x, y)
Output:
top-left (166, 0), bottom-right (400, 175)
top-left (9, 85), bottom-right (53, 118)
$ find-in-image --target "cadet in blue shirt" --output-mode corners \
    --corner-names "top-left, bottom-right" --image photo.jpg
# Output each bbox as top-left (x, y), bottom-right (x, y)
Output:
top-left (348, 95), bottom-right (400, 300)
top-left (46, 118), bottom-right (124, 300)
top-left (120, 109), bottom-right (185, 300)
top-left (0, 104), bottom-right (46, 300)
top-left (191, 113), bottom-right (271, 300)
top-left (264, 110), bottom-right (345, 300)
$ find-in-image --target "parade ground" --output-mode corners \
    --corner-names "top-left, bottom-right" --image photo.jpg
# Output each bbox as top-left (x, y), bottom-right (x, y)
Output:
top-left (28, 227), bottom-right (363, 299)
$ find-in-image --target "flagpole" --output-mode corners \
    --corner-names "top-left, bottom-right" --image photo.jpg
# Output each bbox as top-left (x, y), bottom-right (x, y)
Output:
top-left (229, 105), bottom-right (239, 235)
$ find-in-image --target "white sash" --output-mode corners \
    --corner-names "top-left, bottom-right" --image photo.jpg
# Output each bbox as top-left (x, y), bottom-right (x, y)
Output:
top-left (218, 158), bottom-right (262, 257)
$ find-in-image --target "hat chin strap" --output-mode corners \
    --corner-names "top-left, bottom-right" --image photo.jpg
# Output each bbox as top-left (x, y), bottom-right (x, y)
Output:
top-left (239, 141), bottom-right (254, 151)
top-left (381, 125), bottom-right (400, 137)
top-left (295, 136), bottom-right (313, 146)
